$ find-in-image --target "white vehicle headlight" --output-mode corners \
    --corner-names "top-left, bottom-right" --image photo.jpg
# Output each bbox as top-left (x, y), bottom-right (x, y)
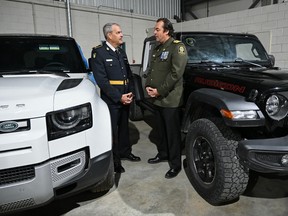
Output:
top-left (51, 107), bottom-right (89, 129)
top-left (265, 94), bottom-right (288, 120)
top-left (47, 103), bottom-right (92, 140)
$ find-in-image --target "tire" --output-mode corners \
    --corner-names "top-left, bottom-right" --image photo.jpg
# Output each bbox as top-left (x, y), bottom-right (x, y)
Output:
top-left (91, 156), bottom-right (115, 192)
top-left (129, 99), bottom-right (143, 121)
top-left (185, 118), bottom-right (249, 205)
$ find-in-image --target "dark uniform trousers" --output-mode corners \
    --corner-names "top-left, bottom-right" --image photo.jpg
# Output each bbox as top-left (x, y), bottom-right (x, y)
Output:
top-left (109, 104), bottom-right (131, 165)
top-left (155, 106), bottom-right (182, 169)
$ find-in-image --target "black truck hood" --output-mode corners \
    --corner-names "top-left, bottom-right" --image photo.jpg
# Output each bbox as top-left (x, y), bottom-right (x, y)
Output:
top-left (186, 67), bottom-right (288, 97)
top-left (236, 68), bottom-right (288, 89)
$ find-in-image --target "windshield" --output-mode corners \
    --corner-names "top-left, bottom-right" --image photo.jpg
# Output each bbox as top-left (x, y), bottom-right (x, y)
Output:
top-left (181, 34), bottom-right (270, 66)
top-left (0, 37), bottom-right (86, 74)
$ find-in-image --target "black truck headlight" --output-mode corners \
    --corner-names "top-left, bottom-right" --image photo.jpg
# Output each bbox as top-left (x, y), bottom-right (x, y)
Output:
top-left (220, 109), bottom-right (258, 120)
top-left (47, 103), bottom-right (92, 140)
top-left (265, 94), bottom-right (288, 121)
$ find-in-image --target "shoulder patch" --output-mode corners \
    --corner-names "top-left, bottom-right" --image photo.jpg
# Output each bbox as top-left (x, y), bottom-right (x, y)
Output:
top-left (92, 52), bottom-right (97, 58)
top-left (178, 45), bottom-right (186, 55)
top-left (173, 40), bottom-right (181, 44)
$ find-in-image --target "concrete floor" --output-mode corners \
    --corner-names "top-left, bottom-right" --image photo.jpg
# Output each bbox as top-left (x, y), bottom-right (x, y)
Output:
top-left (17, 112), bottom-right (288, 216)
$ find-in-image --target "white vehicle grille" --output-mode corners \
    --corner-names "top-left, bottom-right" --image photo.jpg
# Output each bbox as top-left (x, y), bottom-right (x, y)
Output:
top-left (0, 165), bottom-right (35, 186)
top-left (0, 198), bottom-right (35, 213)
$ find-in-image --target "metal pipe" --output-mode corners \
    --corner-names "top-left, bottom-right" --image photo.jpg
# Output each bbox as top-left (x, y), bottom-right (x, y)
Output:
top-left (66, 0), bottom-right (73, 37)
top-left (97, 5), bottom-right (103, 43)
top-left (32, 3), bottom-right (37, 33)
top-left (207, 0), bottom-right (209, 17)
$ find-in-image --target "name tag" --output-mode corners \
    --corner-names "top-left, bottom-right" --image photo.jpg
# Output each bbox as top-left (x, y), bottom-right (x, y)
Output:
top-left (106, 59), bottom-right (113, 62)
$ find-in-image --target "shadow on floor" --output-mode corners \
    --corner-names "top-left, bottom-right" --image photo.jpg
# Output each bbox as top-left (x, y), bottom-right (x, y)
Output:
top-left (14, 189), bottom-right (112, 216)
top-left (142, 111), bottom-right (160, 146)
top-left (129, 121), bottom-right (140, 146)
top-left (243, 171), bottom-right (288, 199)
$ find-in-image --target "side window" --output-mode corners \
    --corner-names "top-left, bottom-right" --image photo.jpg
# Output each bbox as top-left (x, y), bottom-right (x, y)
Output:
top-left (142, 40), bottom-right (156, 74)
top-left (235, 43), bottom-right (261, 61)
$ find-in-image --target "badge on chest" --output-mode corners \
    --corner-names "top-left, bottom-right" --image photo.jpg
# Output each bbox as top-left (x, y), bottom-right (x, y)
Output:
top-left (160, 51), bottom-right (169, 60)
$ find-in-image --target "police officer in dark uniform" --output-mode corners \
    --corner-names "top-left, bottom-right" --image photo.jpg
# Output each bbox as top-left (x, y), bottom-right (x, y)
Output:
top-left (145, 18), bottom-right (188, 179)
top-left (91, 23), bottom-right (141, 173)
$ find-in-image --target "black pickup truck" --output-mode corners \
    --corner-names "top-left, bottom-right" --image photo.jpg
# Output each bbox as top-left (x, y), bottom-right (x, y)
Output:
top-left (130, 31), bottom-right (288, 205)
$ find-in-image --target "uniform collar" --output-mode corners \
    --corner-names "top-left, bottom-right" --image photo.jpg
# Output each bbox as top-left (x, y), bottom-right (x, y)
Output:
top-left (105, 41), bottom-right (117, 52)
top-left (156, 37), bottom-right (174, 51)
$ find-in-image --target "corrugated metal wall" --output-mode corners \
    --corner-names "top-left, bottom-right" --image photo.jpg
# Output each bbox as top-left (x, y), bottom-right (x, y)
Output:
top-left (67, 0), bottom-right (181, 19)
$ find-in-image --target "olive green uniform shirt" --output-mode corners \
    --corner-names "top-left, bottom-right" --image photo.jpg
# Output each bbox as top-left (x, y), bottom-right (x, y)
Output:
top-left (145, 37), bottom-right (188, 108)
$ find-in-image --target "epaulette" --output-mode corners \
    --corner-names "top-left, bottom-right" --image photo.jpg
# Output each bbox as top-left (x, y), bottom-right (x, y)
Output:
top-left (92, 44), bottom-right (102, 58)
top-left (92, 44), bottom-right (102, 50)
top-left (173, 40), bottom-right (181, 44)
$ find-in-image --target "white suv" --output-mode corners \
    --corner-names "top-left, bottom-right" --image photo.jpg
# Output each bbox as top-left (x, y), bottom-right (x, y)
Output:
top-left (0, 35), bottom-right (114, 214)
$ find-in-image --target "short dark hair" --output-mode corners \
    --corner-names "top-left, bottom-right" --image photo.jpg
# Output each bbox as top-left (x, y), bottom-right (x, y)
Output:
top-left (156, 18), bottom-right (174, 36)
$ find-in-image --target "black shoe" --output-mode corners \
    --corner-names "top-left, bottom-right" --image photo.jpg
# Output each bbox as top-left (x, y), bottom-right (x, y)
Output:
top-left (114, 164), bottom-right (125, 173)
top-left (147, 155), bottom-right (167, 164)
top-left (121, 153), bottom-right (141, 162)
top-left (165, 168), bottom-right (181, 179)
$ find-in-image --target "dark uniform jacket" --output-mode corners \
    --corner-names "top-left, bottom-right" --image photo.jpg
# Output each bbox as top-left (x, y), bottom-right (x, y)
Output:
top-left (145, 37), bottom-right (188, 108)
top-left (91, 42), bottom-right (133, 107)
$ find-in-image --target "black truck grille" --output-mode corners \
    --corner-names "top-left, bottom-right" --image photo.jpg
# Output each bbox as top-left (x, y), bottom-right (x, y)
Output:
top-left (0, 165), bottom-right (35, 186)
top-left (255, 152), bottom-right (282, 165)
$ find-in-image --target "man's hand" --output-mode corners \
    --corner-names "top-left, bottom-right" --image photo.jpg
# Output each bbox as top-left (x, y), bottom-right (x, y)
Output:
top-left (146, 86), bottom-right (159, 98)
top-left (121, 92), bottom-right (134, 105)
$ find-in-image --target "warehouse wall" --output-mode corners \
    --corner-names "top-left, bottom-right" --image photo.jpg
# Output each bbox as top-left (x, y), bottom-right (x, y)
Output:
top-left (174, 2), bottom-right (288, 68)
top-left (185, 0), bottom-right (255, 19)
top-left (0, 0), bottom-right (157, 64)
top-left (68, 0), bottom-right (181, 20)
top-left (184, 0), bottom-right (284, 20)
top-left (1, 0), bottom-right (288, 68)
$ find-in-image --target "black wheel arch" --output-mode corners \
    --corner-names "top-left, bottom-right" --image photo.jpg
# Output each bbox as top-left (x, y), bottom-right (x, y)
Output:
top-left (181, 88), bottom-right (265, 133)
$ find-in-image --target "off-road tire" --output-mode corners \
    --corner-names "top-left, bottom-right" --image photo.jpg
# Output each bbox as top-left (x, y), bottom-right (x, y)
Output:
top-left (129, 99), bottom-right (143, 121)
top-left (185, 118), bottom-right (249, 205)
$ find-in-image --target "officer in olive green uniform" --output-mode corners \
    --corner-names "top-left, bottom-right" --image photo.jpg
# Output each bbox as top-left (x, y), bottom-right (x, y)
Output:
top-left (146, 37), bottom-right (187, 107)
top-left (145, 18), bottom-right (188, 179)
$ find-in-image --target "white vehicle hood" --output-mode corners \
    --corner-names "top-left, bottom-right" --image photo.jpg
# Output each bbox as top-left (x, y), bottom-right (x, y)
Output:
top-left (0, 75), bottom-right (65, 121)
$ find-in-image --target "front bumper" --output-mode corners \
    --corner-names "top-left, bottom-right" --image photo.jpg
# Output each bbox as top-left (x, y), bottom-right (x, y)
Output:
top-left (0, 149), bottom-right (112, 214)
top-left (238, 135), bottom-right (288, 173)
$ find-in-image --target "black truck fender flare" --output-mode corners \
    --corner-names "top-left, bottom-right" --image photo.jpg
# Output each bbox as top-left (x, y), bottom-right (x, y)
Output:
top-left (181, 88), bottom-right (265, 132)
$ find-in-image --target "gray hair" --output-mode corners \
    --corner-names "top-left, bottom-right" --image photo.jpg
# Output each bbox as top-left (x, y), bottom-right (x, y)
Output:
top-left (103, 23), bottom-right (120, 39)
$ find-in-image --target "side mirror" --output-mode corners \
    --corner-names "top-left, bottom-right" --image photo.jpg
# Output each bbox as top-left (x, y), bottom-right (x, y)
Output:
top-left (268, 54), bottom-right (275, 67)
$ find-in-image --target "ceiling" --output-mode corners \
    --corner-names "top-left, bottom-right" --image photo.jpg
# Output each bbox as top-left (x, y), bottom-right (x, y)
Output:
top-left (183, 0), bottom-right (213, 7)
top-left (180, 0), bottom-right (263, 21)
